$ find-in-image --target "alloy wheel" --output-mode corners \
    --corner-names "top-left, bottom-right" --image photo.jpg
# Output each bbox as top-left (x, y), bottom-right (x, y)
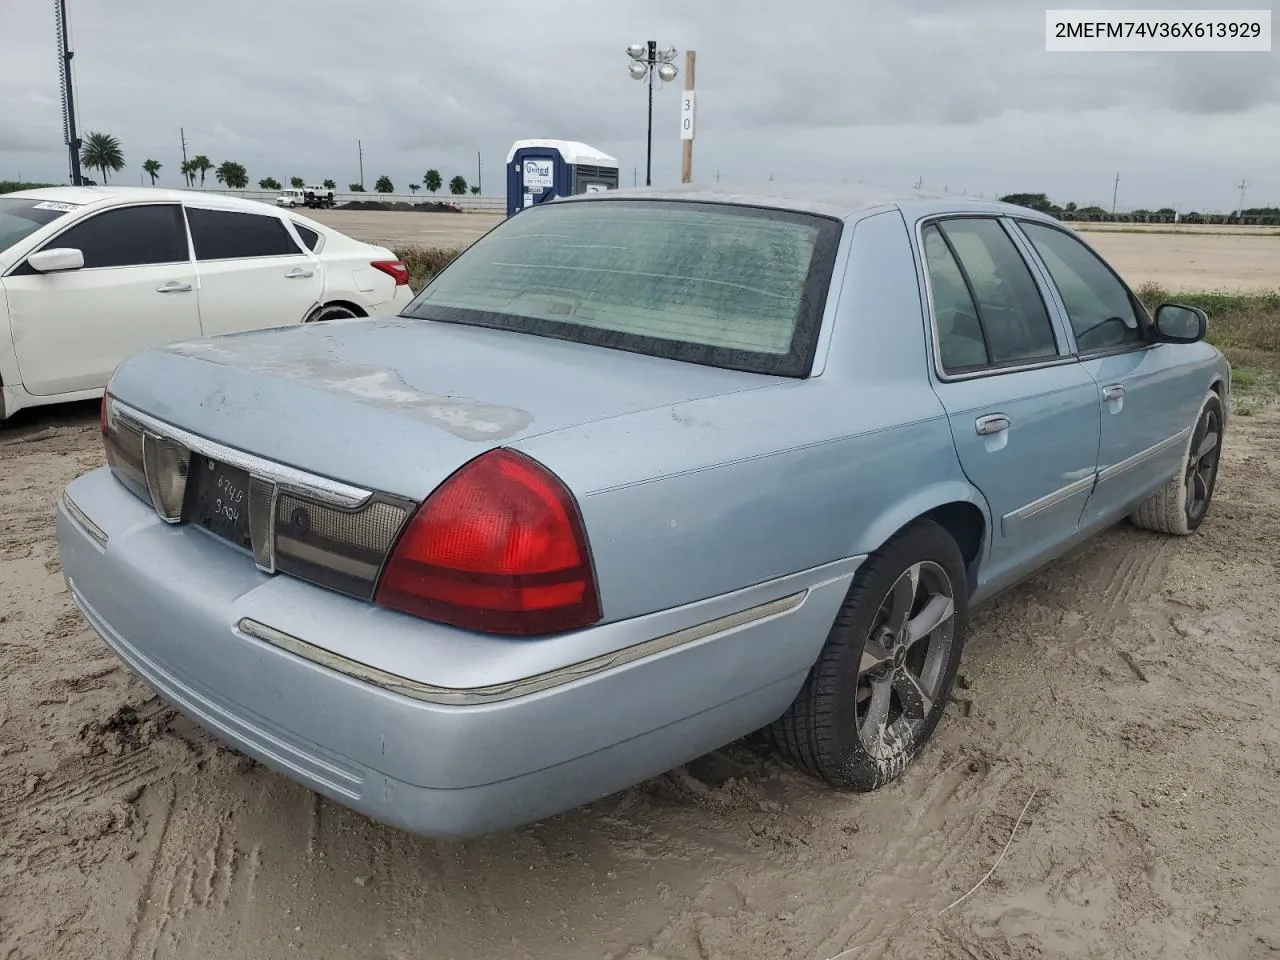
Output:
top-left (855, 561), bottom-right (956, 756)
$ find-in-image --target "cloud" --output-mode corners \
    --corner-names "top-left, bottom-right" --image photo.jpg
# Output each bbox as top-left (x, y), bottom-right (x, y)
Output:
top-left (0, 0), bottom-right (1274, 209)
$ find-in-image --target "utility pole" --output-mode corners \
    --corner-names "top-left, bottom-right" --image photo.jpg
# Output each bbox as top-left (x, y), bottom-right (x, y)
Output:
top-left (357, 140), bottom-right (364, 190)
top-left (680, 50), bottom-right (696, 183)
top-left (1111, 171), bottom-right (1121, 215)
top-left (180, 127), bottom-right (188, 185)
top-left (633, 167), bottom-right (638, 187)
top-left (55, 0), bottom-right (82, 185)
top-left (476, 151), bottom-right (482, 194)
top-left (1236, 175), bottom-right (1249, 218)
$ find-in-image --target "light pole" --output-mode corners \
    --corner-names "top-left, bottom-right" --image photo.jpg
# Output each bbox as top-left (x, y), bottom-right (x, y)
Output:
top-left (626, 41), bottom-right (678, 187)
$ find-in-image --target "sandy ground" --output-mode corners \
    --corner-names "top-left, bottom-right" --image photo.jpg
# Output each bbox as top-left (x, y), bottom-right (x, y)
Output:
top-left (306, 210), bottom-right (1279, 295)
top-left (1, 396), bottom-right (1278, 959)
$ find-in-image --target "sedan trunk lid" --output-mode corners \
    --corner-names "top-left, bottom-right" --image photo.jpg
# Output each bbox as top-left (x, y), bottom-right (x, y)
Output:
top-left (108, 316), bottom-right (779, 499)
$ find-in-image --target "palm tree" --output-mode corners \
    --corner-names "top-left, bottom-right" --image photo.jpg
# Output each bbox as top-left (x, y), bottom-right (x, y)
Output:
top-left (179, 159), bottom-right (194, 187)
top-left (375, 175), bottom-right (393, 193)
top-left (215, 161), bottom-right (248, 189)
top-left (322, 179), bottom-right (336, 190)
top-left (142, 158), bottom-right (162, 186)
top-left (290, 176), bottom-right (304, 188)
top-left (80, 132), bottom-right (125, 184)
top-left (423, 169), bottom-right (442, 193)
top-left (409, 183), bottom-right (420, 193)
top-left (259, 177), bottom-right (281, 190)
top-left (348, 183), bottom-right (365, 192)
top-left (192, 154), bottom-right (212, 188)
top-left (449, 175), bottom-right (468, 196)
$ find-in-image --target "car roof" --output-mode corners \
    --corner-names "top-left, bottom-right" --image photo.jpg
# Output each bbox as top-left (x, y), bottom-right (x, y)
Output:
top-left (559, 181), bottom-right (1057, 224)
top-left (3, 185), bottom-right (288, 215)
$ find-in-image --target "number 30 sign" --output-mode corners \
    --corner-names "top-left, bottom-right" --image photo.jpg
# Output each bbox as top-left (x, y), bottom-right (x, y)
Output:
top-left (680, 91), bottom-right (696, 141)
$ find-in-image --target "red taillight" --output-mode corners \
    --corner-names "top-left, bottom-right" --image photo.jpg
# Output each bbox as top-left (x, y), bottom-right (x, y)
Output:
top-left (370, 260), bottom-right (409, 286)
top-left (375, 449), bottom-right (600, 636)
top-left (99, 390), bottom-right (109, 434)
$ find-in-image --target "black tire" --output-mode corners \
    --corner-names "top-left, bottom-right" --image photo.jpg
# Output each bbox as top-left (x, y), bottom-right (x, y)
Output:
top-left (763, 519), bottom-right (969, 791)
top-left (304, 304), bottom-right (360, 324)
top-left (1129, 390), bottom-right (1224, 536)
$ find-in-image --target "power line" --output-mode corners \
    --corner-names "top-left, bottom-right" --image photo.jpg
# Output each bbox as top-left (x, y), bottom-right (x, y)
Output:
top-left (1111, 171), bottom-right (1121, 215)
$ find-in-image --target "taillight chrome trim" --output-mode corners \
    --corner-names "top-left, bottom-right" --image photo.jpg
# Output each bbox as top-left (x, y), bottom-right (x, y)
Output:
top-left (116, 403), bottom-right (373, 509)
top-left (105, 398), bottom-right (412, 588)
top-left (236, 589), bottom-right (807, 705)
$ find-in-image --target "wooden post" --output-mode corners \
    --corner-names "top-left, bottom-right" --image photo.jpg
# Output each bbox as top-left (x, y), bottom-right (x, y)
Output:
top-left (680, 50), bottom-right (696, 183)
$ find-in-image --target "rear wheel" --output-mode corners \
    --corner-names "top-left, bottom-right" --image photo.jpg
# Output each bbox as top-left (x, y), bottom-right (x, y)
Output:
top-left (763, 520), bottom-right (968, 791)
top-left (304, 304), bottom-right (360, 324)
top-left (1130, 390), bottom-right (1224, 536)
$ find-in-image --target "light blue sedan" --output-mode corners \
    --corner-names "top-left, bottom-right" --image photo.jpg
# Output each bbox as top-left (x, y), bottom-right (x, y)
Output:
top-left (57, 186), bottom-right (1229, 838)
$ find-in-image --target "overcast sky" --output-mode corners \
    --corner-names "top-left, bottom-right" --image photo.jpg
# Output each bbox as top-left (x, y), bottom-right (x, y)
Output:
top-left (2, 0), bottom-right (1276, 211)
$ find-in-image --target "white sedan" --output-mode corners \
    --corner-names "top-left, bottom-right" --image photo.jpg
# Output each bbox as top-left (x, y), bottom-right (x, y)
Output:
top-left (0, 186), bottom-right (413, 420)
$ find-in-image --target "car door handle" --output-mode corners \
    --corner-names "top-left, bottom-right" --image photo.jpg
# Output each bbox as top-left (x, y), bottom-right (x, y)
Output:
top-left (285, 267), bottom-right (315, 279)
top-left (155, 281), bottom-right (192, 293)
top-left (975, 414), bottom-right (1011, 436)
top-left (1102, 384), bottom-right (1125, 401)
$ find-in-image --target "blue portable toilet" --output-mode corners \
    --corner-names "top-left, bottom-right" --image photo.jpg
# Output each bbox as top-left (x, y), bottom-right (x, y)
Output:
top-left (506, 139), bottom-right (620, 217)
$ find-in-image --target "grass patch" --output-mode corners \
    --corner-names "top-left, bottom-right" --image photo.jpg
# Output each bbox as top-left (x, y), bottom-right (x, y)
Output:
top-left (1134, 282), bottom-right (1280, 357)
top-left (0, 181), bottom-right (58, 195)
top-left (395, 246), bottom-right (459, 292)
top-left (1135, 282), bottom-right (1280, 413)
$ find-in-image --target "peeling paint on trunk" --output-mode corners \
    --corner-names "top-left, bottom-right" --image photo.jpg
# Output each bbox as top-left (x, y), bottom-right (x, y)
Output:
top-left (166, 335), bottom-right (533, 442)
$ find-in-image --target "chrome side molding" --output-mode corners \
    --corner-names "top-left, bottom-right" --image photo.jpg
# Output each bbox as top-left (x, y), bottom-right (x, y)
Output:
top-left (236, 589), bottom-right (809, 706)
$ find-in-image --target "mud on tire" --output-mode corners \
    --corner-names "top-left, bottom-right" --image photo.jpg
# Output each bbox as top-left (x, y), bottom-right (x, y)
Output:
top-left (761, 519), bottom-right (969, 792)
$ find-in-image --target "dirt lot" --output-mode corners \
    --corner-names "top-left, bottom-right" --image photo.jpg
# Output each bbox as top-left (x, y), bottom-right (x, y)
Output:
top-left (306, 210), bottom-right (504, 252)
top-left (2, 396), bottom-right (1278, 959)
top-left (305, 210), bottom-right (1280, 294)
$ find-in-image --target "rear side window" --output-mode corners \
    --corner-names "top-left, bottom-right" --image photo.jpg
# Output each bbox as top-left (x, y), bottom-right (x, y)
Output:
top-left (186, 208), bottom-right (301, 260)
top-left (402, 199), bottom-right (842, 376)
top-left (923, 218), bottom-right (1059, 374)
top-left (292, 222), bottom-right (321, 251)
top-left (35, 204), bottom-right (187, 269)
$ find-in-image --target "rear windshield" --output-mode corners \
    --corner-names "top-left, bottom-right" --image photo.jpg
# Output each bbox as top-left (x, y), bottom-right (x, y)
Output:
top-left (400, 198), bottom-right (843, 376)
top-left (0, 197), bottom-right (80, 253)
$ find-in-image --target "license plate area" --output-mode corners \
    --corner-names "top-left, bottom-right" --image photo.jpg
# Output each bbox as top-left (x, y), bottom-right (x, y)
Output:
top-left (185, 454), bottom-right (253, 551)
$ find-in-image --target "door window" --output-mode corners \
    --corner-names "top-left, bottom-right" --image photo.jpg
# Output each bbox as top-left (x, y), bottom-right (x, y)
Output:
top-left (186, 208), bottom-right (302, 260)
top-left (31, 204), bottom-right (187, 269)
top-left (1018, 221), bottom-right (1145, 352)
top-left (922, 218), bottom-right (1059, 374)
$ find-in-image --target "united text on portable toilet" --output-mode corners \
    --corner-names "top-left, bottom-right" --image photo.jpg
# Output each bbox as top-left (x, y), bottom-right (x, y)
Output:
top-left (506, 140), bottom-right (620, 217)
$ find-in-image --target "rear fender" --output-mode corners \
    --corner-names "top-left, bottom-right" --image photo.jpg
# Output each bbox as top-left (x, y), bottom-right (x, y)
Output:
top-left (851, 479), bottom-right (992, 589)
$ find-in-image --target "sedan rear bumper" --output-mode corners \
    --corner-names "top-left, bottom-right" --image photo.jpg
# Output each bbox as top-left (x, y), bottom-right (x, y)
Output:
top-left (58, 468), bottom-right (858, 838)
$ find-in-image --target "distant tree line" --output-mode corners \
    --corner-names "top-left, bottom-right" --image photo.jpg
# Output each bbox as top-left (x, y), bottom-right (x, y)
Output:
top-left (999, 192), bottom-right (1280, 226)
top-left (23, 130), bottom-right (488, 199)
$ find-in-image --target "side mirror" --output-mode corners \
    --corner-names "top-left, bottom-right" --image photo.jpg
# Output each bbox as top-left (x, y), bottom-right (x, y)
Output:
top-left (27, 248), bottom-right (85, 273)
top-left (1153, 303), bottom-right (1207, 344)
